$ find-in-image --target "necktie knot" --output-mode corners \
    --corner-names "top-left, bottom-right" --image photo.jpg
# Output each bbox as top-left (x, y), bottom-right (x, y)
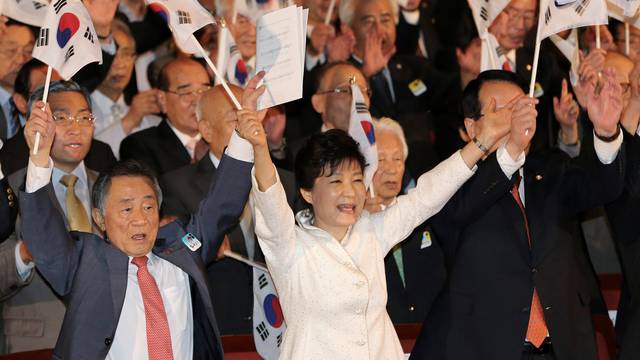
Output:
top-left (132, 256), bottom-right (149, 269)
top-left (60, 174), bottom-right (79, 189)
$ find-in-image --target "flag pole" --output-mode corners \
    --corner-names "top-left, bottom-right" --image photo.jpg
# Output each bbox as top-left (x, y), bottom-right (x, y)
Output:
top-left (369, 184), bottom-right (376, 199)
top-left (596, 25), bottom-right (601, 49)
top-left (191, 35), bottom-right (243, 110)
top-left (33, 65), bottom-right (53, 156)
top-left (324, 0), bottom-right (336, 25)
top-left (527, 0), bottom-right (545, 136)
top-left (224, 250), bottom-right (268, 272)
top-left (625, 22), bottom-right (630, 56)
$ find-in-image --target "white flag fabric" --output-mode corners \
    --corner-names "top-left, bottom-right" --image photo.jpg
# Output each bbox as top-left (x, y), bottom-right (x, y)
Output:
top-left (538, 0), bottom-right (608, 40)
top-left (348, 83), bottom-right (378, 190)
top-left (31, 0), bottom-right (102, 80)
top-left (215, 26), bottom-right (250, 86)
top-left (550, 28), bottom-right (580, 84)
top-left (467, 0), bottom-right (510, 32)
top-left (253, 267), bottom-right (285, 360)
top-left (1, 0), bottom-right (49, 27)
top-left (145, 0), bottom-right (215, 54)
top-left (480, 30), bottom-right (507, 71)
top-left (608, 1), bottom-right (640, 27)
top-left (608, 0), bottom-right (640, 18)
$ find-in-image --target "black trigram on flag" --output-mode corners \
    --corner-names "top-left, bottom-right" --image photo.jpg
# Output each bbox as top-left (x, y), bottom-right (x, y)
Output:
top-left (496, 46), bottom-right (505, 57)
top-left (258, 274), bottom-right (268, 289)
top-left (480, 6), bottom-right (489, 21)
top-left (53, 0), bottom-right (67, 14)
top-left (544, 7), bottom-right (552, 24)
top-left (177, 10), bottom-right (192, 24)
top-left (276, 334), bottom-right (283, 347)
top-left (356, 102), bottom-right (369, 114)
top-left (256, 322), bottom-right (270, 341)
top-left (574, 0), bottom-right (591, 15)
top-left (36, 28), bottom-right (49, 47)
top-left (83, 27), bottom-right (94, 43)
top-left (65, 45), bottom-right (75, 62)
top-left (32, 1), bottom-right (46, 9)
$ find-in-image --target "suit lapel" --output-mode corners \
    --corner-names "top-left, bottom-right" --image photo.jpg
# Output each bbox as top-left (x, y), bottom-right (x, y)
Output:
top-left (195, 156), bottom-right (215, 195)
top-left (523, 162), bottom-right (557, 266)
top-left (86, 168), bottom-right (103, 235)
top-left (158, 120), bottom-right (192, 165)
top-left (103, 242), bottom-right (130, 327)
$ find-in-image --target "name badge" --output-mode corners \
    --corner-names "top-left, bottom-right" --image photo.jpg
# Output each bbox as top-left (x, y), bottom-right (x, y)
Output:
top-left (533, 82), bottom-right (544, 98)
top-left (409, 79), bottom-right (427, 96)
top-left (420, 231), bottom-right (432, 249)
top-left (182, 233), bottom-right (202, 251)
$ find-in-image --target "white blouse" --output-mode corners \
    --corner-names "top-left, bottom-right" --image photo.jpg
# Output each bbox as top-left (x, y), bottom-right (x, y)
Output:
top-left (251, 150), bottom-right (475, 359)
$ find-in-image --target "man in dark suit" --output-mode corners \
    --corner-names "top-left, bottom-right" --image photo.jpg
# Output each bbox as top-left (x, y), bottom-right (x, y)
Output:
top-left (17, 74), bottom-right (266, 359)
top-left (410, 70), bottom-right (625, 360)
top-left (0, 60), bottom-right (116, 176)
top-left (120, 58), bottom-right (212, 176)
top-left (1, 80), bottom-right (105, 353)
top-left (340, 0), bottom-right (458, 176)
top-left (161, 85), bottom-right (299, 334)
top-left (395, 0), bottom-right (441, 62)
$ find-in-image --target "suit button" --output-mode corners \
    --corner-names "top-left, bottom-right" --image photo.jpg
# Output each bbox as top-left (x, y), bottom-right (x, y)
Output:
top-left (7, 194), bottom-right (13, 201)
top-left (105, 338), bottom-right (112, 346)
top-left (409, 305), bottom-right (415, 312)
top-left (8, 201), bottom-right (14, 207)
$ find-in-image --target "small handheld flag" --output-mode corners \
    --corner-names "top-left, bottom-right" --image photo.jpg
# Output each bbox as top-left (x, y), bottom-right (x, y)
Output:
top-left (1, 0), bottom-right (49, 27)
top-left (348, 77), bottom-right (378, 196)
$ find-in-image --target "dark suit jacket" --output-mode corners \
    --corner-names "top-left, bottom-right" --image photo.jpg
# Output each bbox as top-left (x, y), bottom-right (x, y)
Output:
top-left (0, 177), bottom-right (17, 242)
top-left (0, 127), bottom-right (116, 177)
top-left (352, 55), bottom-right (458, 176)
top-left (385, 221), bottom-right (446, 324)
top-left (120, 119), bottom-right (191, 177)
top-left (160, 155), bottom-right (300, 334)
top-left (605, 131), bottom-right (640, 360)
top-left (18, 154), bottom-right (252, 359)
top-left (410, 144), bottom-right (625, 360)
top-left (395, 2), bottom-right (441, 62)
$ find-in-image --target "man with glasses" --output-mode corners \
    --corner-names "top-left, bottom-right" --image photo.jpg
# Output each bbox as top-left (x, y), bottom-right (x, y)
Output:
top-left (91, 19), bottom-right (162, 157)
top-left (1, 80), bottom-right (102, 353)
top-left (0, 18), bottom-right (35, 141)
top-left (120, 58), bottom-right (212, 176)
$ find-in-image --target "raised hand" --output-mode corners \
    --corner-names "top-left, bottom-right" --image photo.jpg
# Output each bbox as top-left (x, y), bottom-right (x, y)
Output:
top-left (573, 53), bottom-right (599, 108)
top-left (309, 24), bottom-right (335, 56)
top-left (553, 78), bottom-right (580, 144)
top-left (505, 96), bottom-right (538, 158)
top-left (473, 96), bottom-right (518, 150)
top-left (123, 90), bottom-right (162, 133)
top-left (24, 101), bottom-right (56, 167)
top-left (263, 106), bottom-right (286, 147)
top-left (362, 29), bottom-right (396, 77)
top-left (621, 61), bottom-right (640, 134)
top-left (327, 25), bottom-right (356, 63)
top-left (587, 67), bottom-right (623, 137)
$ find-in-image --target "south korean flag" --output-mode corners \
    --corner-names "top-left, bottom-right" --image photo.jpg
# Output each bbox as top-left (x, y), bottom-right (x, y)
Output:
top-left (539, 0), bottom-right (608, 40)
top-left (253, 268), bottom-right (285, 360)
top-left (1, 0), bottom-right (49, 27)
top-left (31, 0), bottom-right (102, 80)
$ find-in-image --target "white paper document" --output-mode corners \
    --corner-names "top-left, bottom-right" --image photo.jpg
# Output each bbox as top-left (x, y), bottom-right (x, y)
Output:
top-left (255, 6), bottom-right (308, 110)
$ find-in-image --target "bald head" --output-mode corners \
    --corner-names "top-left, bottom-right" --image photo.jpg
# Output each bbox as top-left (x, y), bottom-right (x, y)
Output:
top-left (318, 63), bottom-right (367, 92)
top-left (198, 85), bottom-right (244, 158)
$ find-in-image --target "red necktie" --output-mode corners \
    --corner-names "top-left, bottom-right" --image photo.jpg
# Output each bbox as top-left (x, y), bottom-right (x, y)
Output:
top-left (502, 60), bottom-right (513, 72)
top-left (510, 176), bottom-right (548, 348)
top-left (132, 256), bottom-right (174, 360)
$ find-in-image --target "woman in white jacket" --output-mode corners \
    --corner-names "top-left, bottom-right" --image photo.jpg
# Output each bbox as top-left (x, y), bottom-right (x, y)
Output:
top-left (238, 73), bottom-right (533, 359)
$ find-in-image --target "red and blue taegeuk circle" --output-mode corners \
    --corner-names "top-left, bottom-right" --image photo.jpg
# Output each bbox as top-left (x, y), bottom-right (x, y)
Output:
top-left (263, 294), bottom-right (284, 328)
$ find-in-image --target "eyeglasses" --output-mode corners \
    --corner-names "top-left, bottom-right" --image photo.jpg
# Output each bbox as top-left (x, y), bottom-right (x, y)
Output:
top-left (317, 85), bottom-right (373, 98)
top-left (502, 7), bottom-right (536, 24)
top-left (166, 85), bottom-right (212, 101)
top-left (52, 111), bottom-right (95, 127)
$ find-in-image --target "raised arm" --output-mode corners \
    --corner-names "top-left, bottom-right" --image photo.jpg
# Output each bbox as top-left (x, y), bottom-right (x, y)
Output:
top-left (18, 101), bottom-right (82, 296)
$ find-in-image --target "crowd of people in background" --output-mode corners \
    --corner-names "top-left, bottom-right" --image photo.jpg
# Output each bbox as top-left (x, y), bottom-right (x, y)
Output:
top-left (0, 0), bottom-right (639, 358)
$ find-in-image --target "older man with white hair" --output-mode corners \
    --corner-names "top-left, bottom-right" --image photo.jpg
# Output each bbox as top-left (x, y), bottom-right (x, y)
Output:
top-left (365, 117), bottom-right (447, 325)
top-left (339, 0), bottom-right (458, 175)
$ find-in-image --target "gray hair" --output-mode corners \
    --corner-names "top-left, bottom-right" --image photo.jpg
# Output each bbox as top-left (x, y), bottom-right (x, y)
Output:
top-left (27, 80), bottom-right (92, 118)
top-left (92, 160), bottom-right (163, 216)
top-left (339, 0), bottom-right (399, 27)
top-left (373, 117), bottom-right (409, 160)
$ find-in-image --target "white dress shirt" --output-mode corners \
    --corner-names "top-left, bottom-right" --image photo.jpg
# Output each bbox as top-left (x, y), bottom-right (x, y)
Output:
top-left (91, 91), bottom-right (161, 157)
top-left (106, 252), bottom-right (194, 360)
top-left (167, 122), bottom-right (202, 159)
top-left (251, 150), bottom-right (475, 359)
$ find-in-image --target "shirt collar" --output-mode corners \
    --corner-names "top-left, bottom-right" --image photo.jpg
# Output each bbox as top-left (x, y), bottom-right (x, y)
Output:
top-left (52, 161), bottom-right (88, 189)
top-left (91, 90), bottom-right (126, 110)
top-left (128, 251), bottom-right (158, 266)
top-left (0, 86), bottom-right (11, 106)
top-left (167, 121), bottom-right (201, 148)
top-left (208, 151), bottom-right (220, 168)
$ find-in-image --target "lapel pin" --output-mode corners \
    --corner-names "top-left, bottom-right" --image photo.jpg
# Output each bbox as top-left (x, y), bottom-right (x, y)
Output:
top-left (526, 64), bottom-right (532, 71)
top-left (535, 174), bottom-right (543, 181)
top-left (396, 63), bottom-right (402, 70)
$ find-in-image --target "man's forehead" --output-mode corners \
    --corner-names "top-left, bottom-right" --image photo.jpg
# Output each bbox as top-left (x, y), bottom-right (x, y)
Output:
top-left (328, 67), bottom-right (366, 86)
top-left (108, 176), bottom-right (157, 199)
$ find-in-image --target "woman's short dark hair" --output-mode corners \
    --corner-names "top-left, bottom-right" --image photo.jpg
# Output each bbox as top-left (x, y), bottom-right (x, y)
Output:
top-left (295, 129), bottom-right (366, 191)
top-left (461, 70), bottom-right (526, 120)
top-left (92, 160), bottom-right (163, 214)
